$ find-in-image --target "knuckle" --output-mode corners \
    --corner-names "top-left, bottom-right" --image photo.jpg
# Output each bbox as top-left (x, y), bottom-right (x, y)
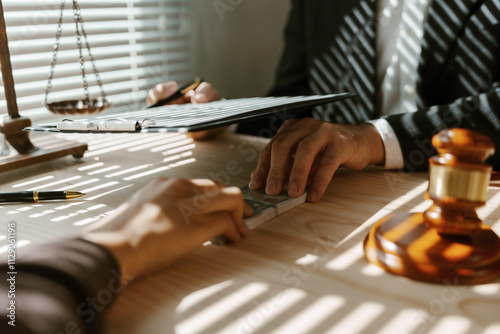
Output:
top-left (320, 153), bottom-right (339, 167)
top-left (269, 164), bottom-right (288, 177)
top-left (259, 146), bottom-right (271, 159)
top-left (271, 136), bottom-right (290, 150)
top-left (292, 164), bottom-right (310, 176)
top-left (169, 177), bottom-right (190, 188)
top-left (297, 137), bottom-right (318, 151)
top-left (253, 166), bottom-right (269, 177)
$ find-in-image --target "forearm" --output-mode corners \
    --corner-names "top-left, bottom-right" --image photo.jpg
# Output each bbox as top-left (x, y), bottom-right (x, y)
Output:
top-left (0, 238), bottom-right (122, 334)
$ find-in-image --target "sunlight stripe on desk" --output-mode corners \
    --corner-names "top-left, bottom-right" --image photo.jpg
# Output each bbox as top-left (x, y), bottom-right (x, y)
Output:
top-left (176, 283), bottom-right (268, 334)
top-left (84, 185), bottom-right (134, 202)
top-left (150, 139), bottom-right (194, 153)
top-left (30, 176), bottom-right (82, 190)
top-left (330, 180), bottom-right (429, 252)
top-left (127, 134), bottom-right (188, 152)
top-left (360, 263), bottom-right (385, 276)
top-left (162, 144), bottom-right (196, 156)
top-left (123, 166), bottom-right (172, 181)
top-left (87, 135), bottom-right (150, 150)
top-left (428, 316), bottom-right (471, 334)
top-left (325, 301), bottom-right (385, 333)
top-left (53, 202), bottom-right (85, 212)
top-left (478, 191), bottom-right (500, 226)
top-left (82, 182), bottom-right (120, 193)
top-left (78, 162), bottom-right (105, 171)
top-left (87, 165), bottom-right (122, 175)
top-left (472, 283), bottom-right (500, 296)
top-left (0, 240), bottom-right (31, 254)
top-left (55, 179), bottom-right (100, 191)
top-left (269, 295), bottom-right (345, 334)
top-left (105, 164), bottom-right (152, 178)
top-left (85, 135), bottom-right (176, 157)
top-left (12, 176), bottom-right (54, 188)
top-left (162, 151), bottom-right (193, 163)
top-left (377, 309), bottom-right (422, 334)
top-left (51, 204), bottom-right (107, 222)
top-left (73, 215), bottom-right (107, 227)
top-left (176, 280), bottom-right (234, 313)
top-left (484, 324), bottom-right (500, 334)
top-left (227, 288), bottom-right (307, 334)
top-left (325, 243), bottom-right (364, 271)
top-left (123, 158), bottom-right (196, 180)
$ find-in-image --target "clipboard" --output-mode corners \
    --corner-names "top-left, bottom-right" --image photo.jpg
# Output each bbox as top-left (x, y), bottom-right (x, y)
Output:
top-left (25, 93), bottom-right (355, 134)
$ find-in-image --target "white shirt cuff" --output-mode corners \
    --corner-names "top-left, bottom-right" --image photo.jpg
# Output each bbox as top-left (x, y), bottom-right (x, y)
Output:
top-left (366, 119), bottom-right (404, 170)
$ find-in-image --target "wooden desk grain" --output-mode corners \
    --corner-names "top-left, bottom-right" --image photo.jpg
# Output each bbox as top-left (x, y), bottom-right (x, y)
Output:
top-left (1, 132), bottom-right (499, 334)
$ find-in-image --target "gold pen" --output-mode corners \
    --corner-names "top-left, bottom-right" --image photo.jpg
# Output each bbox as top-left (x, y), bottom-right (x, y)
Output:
top-left (0, 191), bottom-right (85, 203)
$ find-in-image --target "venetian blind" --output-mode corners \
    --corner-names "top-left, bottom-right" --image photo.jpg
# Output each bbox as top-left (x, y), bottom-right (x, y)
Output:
top-left (0, 0), bottom-right (193, 120)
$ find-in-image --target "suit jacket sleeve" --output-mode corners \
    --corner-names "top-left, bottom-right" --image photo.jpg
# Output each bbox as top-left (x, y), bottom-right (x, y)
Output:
top-left (0, 238), bottom-right (122, 334)
top-left (384, 83), bottom-right (500, 171)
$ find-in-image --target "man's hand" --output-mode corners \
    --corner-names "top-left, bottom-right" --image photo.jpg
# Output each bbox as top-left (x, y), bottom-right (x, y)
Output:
top-left (146, 81), bottom-right (226, 140)
top-left (82, 178), bottom-right (252, 278)
top-left (248, 118), bottom-right (385, 203)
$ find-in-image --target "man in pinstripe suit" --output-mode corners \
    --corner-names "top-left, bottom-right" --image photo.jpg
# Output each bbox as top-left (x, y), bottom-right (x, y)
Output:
top-left (148, 0), bottom-right (499, 203)
top-left (243, 0), bottom-right (500, 202)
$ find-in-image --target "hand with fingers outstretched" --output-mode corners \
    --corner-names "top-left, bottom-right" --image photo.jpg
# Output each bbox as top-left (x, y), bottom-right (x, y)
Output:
top-left (248, 118), bottom-right (385, 203)
top-left (146, 80), bottom-right (228, 140)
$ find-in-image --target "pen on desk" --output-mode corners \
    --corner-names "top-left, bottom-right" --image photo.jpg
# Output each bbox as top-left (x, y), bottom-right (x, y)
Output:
top-left (145, 77), bottom-right (204, 109)
top-left (0, 191), bottom-right (85, 203)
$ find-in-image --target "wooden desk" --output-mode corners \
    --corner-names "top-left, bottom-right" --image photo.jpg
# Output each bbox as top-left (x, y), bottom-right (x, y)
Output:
top-left (1, 132), bottom-right (499, 334)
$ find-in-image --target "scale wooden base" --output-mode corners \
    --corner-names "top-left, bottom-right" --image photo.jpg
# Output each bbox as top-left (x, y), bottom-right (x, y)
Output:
top-left (0, 116), bottom-right (88, 173)
top-left (0, 140), bottom-right (87, 173)
top-left (364, 129), bottom-right (500, 285)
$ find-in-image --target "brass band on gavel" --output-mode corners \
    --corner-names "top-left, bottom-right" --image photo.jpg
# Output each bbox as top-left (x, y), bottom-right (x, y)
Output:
top-left (423, 128), bottom-right (495, 236)
top-left (427, 163), bottom-right (491, 203)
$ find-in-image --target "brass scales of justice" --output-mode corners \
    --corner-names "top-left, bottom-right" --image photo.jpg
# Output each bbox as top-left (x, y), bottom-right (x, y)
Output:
top-left (0, 0), bottom-right (109, 173)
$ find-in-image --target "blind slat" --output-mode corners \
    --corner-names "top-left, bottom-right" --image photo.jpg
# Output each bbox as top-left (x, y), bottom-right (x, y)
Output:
top-left (1, 0), bottom-right (192, 119)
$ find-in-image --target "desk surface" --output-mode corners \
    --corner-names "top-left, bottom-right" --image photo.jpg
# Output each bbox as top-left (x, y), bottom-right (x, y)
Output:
top-left (1, 132), bottom-right (499, 334)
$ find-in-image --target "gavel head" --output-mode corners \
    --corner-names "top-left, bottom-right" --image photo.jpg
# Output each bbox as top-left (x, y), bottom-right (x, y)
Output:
top-left (424, 128), bottom-right (495, 235)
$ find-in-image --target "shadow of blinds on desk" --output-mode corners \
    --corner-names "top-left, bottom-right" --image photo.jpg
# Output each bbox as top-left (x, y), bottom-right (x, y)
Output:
top-left (0, 131), bottom-right (198, 249)
top-left (25, 93), bottom-right (354, 133)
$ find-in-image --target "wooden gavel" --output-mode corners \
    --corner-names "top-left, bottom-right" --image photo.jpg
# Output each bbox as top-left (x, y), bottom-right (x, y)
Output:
top-left (364, 128), bottom-right (500, 284)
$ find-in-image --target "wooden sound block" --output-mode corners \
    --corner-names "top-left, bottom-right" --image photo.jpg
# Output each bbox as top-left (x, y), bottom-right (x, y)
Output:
top-left (0, 136), bottom-right (87, 173)
top-left (363, 212), bottom-right (500, 284)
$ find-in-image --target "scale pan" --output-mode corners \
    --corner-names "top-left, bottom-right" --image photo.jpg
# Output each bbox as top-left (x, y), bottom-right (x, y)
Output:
top-left (46, 97), bottom-right (110, 115)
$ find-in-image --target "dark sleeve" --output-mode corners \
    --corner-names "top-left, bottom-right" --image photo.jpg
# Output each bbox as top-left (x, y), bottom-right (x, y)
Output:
top-left (237, 0), bottom-right (310, 137)
top-left (384, 84), bottom-right (500, 172)
top-left (0, 238), bottom-right (123, 334)
top-left (266, 0), bottom-right (308, 97)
